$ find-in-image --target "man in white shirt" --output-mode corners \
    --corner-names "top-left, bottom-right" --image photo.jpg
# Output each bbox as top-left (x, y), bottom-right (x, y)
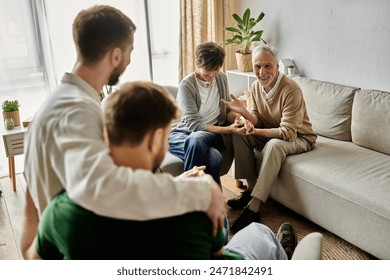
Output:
top-left (21, 81), bottom-right (295, 260)
top-left (21, 5), bottom-right (225, 252)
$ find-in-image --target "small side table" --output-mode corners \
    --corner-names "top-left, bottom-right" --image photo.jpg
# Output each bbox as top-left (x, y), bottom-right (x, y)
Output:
top-left (2, 125), bottom-right (27, 192)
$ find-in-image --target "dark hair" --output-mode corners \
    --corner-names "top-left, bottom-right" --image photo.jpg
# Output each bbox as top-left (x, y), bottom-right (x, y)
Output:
top-left (72, 5), bottom-right (136, 64)
top-left (104, 81), bottom-right (179, 146)
top-left (195, 42), bottom-right (225, 70)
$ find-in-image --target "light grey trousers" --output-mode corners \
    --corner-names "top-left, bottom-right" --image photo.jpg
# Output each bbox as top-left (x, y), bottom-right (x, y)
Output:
top-left (233, 134), bottom-right (313, 202)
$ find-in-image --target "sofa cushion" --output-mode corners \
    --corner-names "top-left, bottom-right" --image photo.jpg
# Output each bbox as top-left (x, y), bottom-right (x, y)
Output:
top-left (277, 136), bottom-right (390, 218)
top-left (270, 136), bottom-right (390, 259)
top-left (293, 76), bottom-right (358, 141)
top-left (351, 89), bottom-right (390, 155)
top-left (160, 152), bottom-right (184, 177)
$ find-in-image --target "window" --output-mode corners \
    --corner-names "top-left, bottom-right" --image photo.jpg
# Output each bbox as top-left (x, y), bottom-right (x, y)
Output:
top-left (0, 0), bottom-right (181, 120)
top-left (146, 0), bottom-right (180, 85)
top-left (0, 0), bottom-right (50, 120)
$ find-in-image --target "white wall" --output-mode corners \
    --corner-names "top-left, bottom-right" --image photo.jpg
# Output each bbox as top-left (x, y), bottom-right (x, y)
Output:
top-left (45, 0), bottom-right (151, 85)
top-left (238, 0), bottom-right (390, 91)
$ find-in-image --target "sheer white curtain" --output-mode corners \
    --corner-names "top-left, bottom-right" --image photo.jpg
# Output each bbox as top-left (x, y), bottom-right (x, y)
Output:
top-left (0, 0), bottom-right (53, 120)
top-left (43, 0), bottom-right (151, 86)
top-left (35, 0), bottom-right (57, 92)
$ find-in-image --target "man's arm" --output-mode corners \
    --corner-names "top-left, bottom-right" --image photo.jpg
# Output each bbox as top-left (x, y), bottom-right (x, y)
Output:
top-left (50, 104), bottom-right (214, 222)
top-left (206, 182), bottom-right (226, 236)
top-left (221, 94), bottom-right (259, 126)
top-left (20, 187), bottom-right (41, 259)
top-left (250, 127), bottom-right (283, 139)
top-left (25, 100), bottom-right (222, 229)
top-left (177, 167), bottom-right (225, 236)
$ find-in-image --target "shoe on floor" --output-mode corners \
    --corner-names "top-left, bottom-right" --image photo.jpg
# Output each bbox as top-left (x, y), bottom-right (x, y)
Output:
top-left (226, 189), bottom-right (252, 210)
top-left (276, 222), bottom-right (297, 260)
top-left (230, 207), bottom-right (261, 233)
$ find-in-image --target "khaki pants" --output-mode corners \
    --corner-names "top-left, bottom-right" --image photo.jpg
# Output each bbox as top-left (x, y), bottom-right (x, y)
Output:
top-left (232, 134), bottom-right (313, 202)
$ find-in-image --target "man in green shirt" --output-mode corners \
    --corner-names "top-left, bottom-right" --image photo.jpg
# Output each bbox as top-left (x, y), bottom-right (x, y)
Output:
top-left (24, 80), bottom-right (293, 260)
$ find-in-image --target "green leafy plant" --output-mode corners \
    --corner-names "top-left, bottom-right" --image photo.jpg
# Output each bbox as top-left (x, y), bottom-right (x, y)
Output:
top-left (224, 8), bottom-right (267, 54)
top-left (2, 100), bottom-right (20, 112)
top-left (99, 85), bottom-right (112, 102)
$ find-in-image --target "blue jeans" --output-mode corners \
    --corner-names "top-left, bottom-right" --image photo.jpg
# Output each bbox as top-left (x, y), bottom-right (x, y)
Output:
top-left (169, 129), bottom-right (224, 184)
top-left (224, 222), bottom-right (288, 260)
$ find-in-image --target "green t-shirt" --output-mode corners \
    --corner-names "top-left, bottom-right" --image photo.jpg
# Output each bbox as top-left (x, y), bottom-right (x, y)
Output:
top-left (36, 192), bottom-right (243, 260)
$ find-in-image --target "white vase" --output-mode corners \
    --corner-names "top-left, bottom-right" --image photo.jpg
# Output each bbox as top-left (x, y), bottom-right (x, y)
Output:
top-left (287, 67), bottom-right (295, 76)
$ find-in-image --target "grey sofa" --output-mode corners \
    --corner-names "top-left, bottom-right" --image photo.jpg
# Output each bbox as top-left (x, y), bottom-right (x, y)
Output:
top-left (161, 79), bottom-right (390, 259)
top-left (268, 76), bottom-right (390, 259)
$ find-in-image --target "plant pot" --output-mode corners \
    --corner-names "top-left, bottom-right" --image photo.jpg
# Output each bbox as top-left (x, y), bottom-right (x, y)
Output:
top-left (235, 51), bottom-right (253, 72)
top-left (3, 110), bottom-right (21, 127)
top-left (287, 67), bottom-right (296, 76)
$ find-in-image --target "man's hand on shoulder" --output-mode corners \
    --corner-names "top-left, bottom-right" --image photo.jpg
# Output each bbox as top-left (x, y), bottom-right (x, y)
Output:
top-left (206, 180), bottom-right (226, 237)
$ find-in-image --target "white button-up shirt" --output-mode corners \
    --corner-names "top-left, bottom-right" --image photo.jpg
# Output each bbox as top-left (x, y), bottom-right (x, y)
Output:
top-left (24, 73), bottom-right (211, 219)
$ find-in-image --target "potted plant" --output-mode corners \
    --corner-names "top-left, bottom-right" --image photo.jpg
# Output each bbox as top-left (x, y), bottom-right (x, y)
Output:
top-left (224, 8), bottom-right (267, 72)
top-left (287, 65), bottom-right (296, 76)
top-left (2, 100), bottom-right (21, 127)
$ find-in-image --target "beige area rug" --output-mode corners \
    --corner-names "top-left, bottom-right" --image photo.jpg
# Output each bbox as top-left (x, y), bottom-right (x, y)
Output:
top-left (221, 175), bottom-right (376, 260)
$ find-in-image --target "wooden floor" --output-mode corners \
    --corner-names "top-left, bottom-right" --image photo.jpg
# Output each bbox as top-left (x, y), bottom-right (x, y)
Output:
top-left (0, 173), bottom-right (27, 260)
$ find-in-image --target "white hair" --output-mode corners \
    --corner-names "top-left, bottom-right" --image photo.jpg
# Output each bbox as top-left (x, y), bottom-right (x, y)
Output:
top-left (252, 45), bottom-right (279, 63)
